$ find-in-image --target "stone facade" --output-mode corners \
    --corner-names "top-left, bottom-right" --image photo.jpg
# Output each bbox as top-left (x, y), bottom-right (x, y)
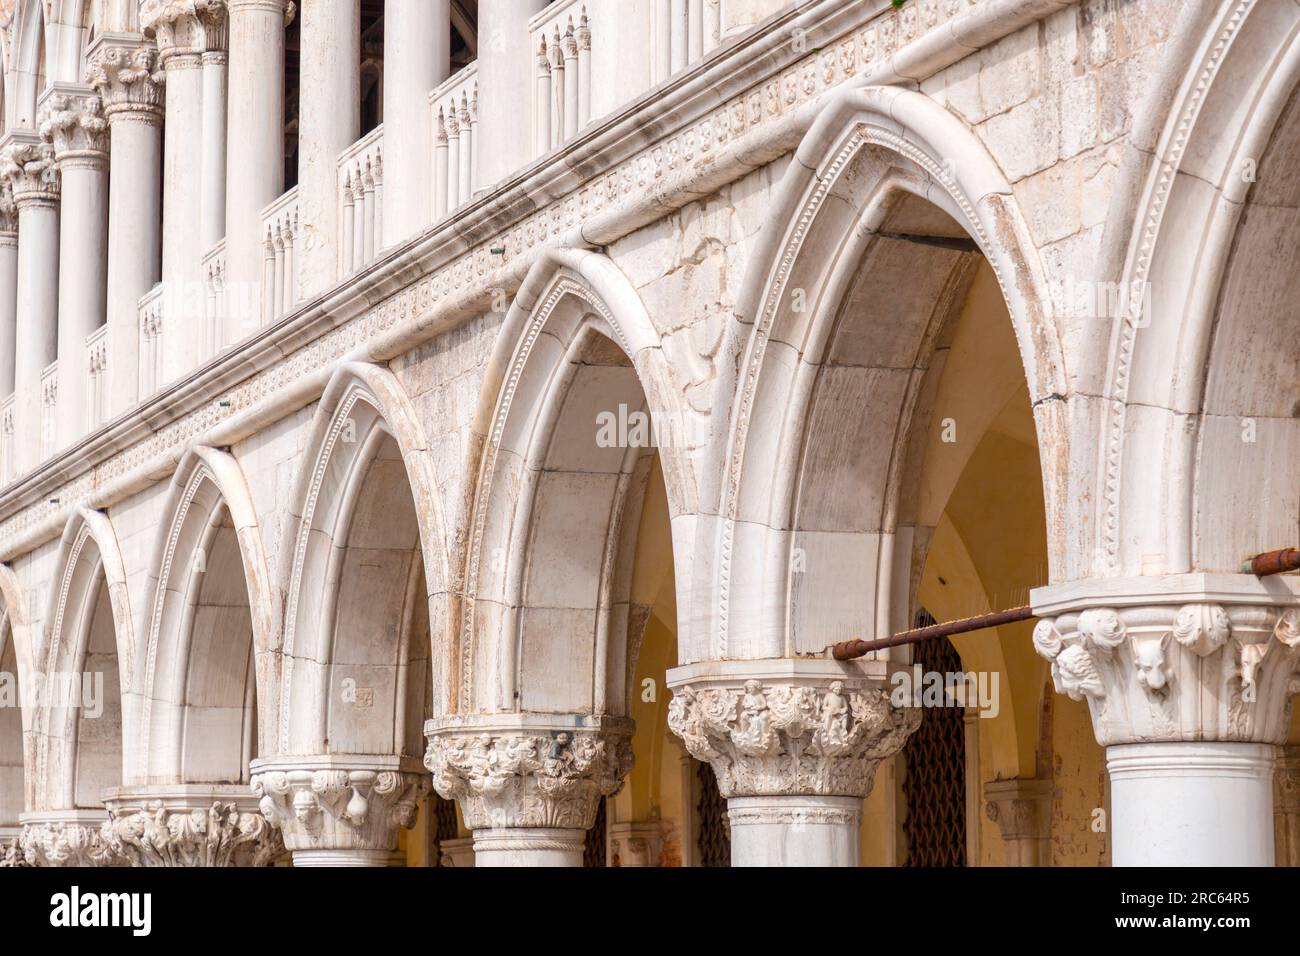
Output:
top-left (0, 0), bottom-right (1295, 867)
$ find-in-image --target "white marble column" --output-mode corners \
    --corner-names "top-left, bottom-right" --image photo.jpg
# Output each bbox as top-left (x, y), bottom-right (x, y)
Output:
top-left (1033, 577), bottom-right (1300, 867)
top-left (667, 658), bottom-right (921, 867)
top-left (0, 135), bottom-right (60, 475)
top-left (85, 36), bottom-right (164, 418)
top-left (475, 0), bottom-right (549, 192)
top-left (298, 0), bottom-right (359, 296)
top-left (0, 187), bottom-right (17, 399)
top-left (103, 785), bottom-right (285, 866)
top-left (425, 714), bottom-right (633, 867)
top-left (224, 0), bottom-right (289, 347)
top-left (196, 1), bottom-right (229, 251)
top-left (250, 755), bottom-right (428, 866)
top-left (381, 0), bottom-right (449, 248)
top-left (40, 85), bottom-right (109, 449)
top-left (145, 3), bottom-right (214, 382)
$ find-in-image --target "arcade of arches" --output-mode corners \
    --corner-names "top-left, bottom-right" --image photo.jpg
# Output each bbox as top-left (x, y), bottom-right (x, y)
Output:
top-left (0, 0), bottom-right (1296, 868)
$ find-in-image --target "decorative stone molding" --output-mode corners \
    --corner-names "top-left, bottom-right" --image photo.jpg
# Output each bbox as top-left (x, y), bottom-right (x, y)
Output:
top-left (0, 136), bottom-right (61, 206)
top-left (424, 714), bottom-right (634, 831)
top-left (38, 86), bottom-right (110, 168)
top-left (85, 34), bottom-right (164, 120)
top-left (984, 777), bottom-right (1051, 867)
top-left (103, 786), bottom-right (286, 867)
top-left (250, 754), bottom-right (429, 855)
top-left (666, 659), bottom-right (920, 799)
top-left (143, 0), bottom-right (229, 66)
top-left (1031, 576), bottom-right (1300, 746)
top-left (18, 811), bottom-right (116, 867)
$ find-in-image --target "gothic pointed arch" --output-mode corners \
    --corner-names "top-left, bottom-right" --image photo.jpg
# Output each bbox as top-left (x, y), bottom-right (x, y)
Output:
top-left (696, 83), bottom-right (1067, 668)
top-left (275, 360), bottom-right (451, 756)
top-left (0, 562), bottom-right (34, 836)
top-left (132, 446), bottom-right (275, 785)
top-left (33, 506), bottom-right (130, 810)
top-left (459, 248), bottom-right (690, 717)
top-left (1081, 0), bottom-right (1300, 578)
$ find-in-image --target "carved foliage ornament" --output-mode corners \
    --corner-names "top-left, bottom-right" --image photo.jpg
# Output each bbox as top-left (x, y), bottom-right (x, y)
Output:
top-left (103, 801), bottom-right (286, 867)
top-left (19, 821), bottom-right (116, 867)
top-left (252, 767), bottom-right (428, 852)
top-left (1034, 604), bottom-right (1300, 745)
top-left (425, 728), bottom-right (634, 831)
top-left (667, 679), bottom-right (920, 799)
top-left (85, 43), bottom-right (163, 115)
top-left (0, 141), bottom-right (60, 202)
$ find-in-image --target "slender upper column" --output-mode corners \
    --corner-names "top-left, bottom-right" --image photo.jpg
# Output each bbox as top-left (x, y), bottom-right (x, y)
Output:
top-left (223, 0), bottom-right (289, 348)
top-left (0, 134), bottom-right (61, 476)
top-left (1276, 746), bottom-right (1300, 867)
top-left (85, 34), bottom-right (164, 418)
top-left (250, 754), bottom-right (428, 866)
top-left (425, 714), bottom-right (634, 867)
top-left (298, 0), bottom-right (359, 296)
top-left (195, 1), bottom-right (229, 250)
top-left (103, 786), bottom-right (286, 866)
top-left (0, 185), bottom-right (17, 399)
top-left (475, 0), bottom-right (549, 192)
top-left (145, 0), bottom-right (224, 380)
top-left (40, 84), bottom-right (110, 450)
top-left (1033, 575), bottom-right (1300, 866)
top-left (381, 0), bottom-right (449, 247)
top-left (667, 658), bottom-right (921, 867)
top-left (983, 777), bottom-right (1052, 866)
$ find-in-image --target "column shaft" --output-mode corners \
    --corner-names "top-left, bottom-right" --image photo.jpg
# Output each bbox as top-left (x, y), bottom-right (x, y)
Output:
top-left (1109, 742), bottom-right (1275, 867)
top-left (224, 0), bottom-right (287, 346)
top-left (475, 0), bottom-right (549, 191)
top-left (161, 57), bottom-right (206, 379)
top-left (381, 0), bottom-right (449, 248)
top-left (53, 156), bottom-right (108, 446)
top-left (472, 827), bottom-right (585, 866)
top-left (12, 187), bottom-right (59, 473)
top-left (87, 37), bottom-right (164, 418)
top-left (298, 0), bottom-right (359, 296)
top-left (0, 221), bottom-right (16, 397)
top-left (726, 795), bottom-right (861, 867)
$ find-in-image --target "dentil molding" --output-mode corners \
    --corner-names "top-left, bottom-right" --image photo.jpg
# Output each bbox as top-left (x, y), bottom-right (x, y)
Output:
top-left (424, 714), bottom-right (634, 831)
top-left (250, 754), bottom-right (429, 854)
top-left (666, 659), bottom-right (921, 799)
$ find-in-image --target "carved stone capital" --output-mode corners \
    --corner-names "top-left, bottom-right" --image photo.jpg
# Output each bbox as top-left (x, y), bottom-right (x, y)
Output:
top-left (103, 786), bottom-right (286, 867)
top-left (39, 86), bottom-right (109, 167)
top-left (85, 34), bottom-right (164, 120)
top-left (424, 714), bottom-right (634, 831)
top-left (666, 659), bottom-right (920, 799)
top-left (0, 827), bottom-right (26, 867)
top-left (18, 811), bottom-right (116, 867)
top-left (984, 777), bottom-right (1051, 866)
top-left (143, 0), bottom-right (228, 63)
top-left (0, 135), bottom-right (60, 205)
top-left (1032, 576), bottom-right (1300, 746)
top-left (250, 754), bottom-right (429, 855)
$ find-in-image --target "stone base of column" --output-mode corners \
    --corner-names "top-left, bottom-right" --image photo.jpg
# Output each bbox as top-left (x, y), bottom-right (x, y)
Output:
top-left (472, 827), bottom-right (585, 867)
top-left (1109, 741), bottom-right (1275, 867)
top-left (103, 784), bottom-right (285, 867)
top-left (727, 795), bottom-right (862, 867)
top-left (18, 809), bottom-right (114, 866)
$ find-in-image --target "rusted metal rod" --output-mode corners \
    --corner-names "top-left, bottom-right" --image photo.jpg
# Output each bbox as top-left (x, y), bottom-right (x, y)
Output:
top-left (1245, 548), bottom-right (1300, 577)
top-left (831, 605), bottom-right (1035, 660)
